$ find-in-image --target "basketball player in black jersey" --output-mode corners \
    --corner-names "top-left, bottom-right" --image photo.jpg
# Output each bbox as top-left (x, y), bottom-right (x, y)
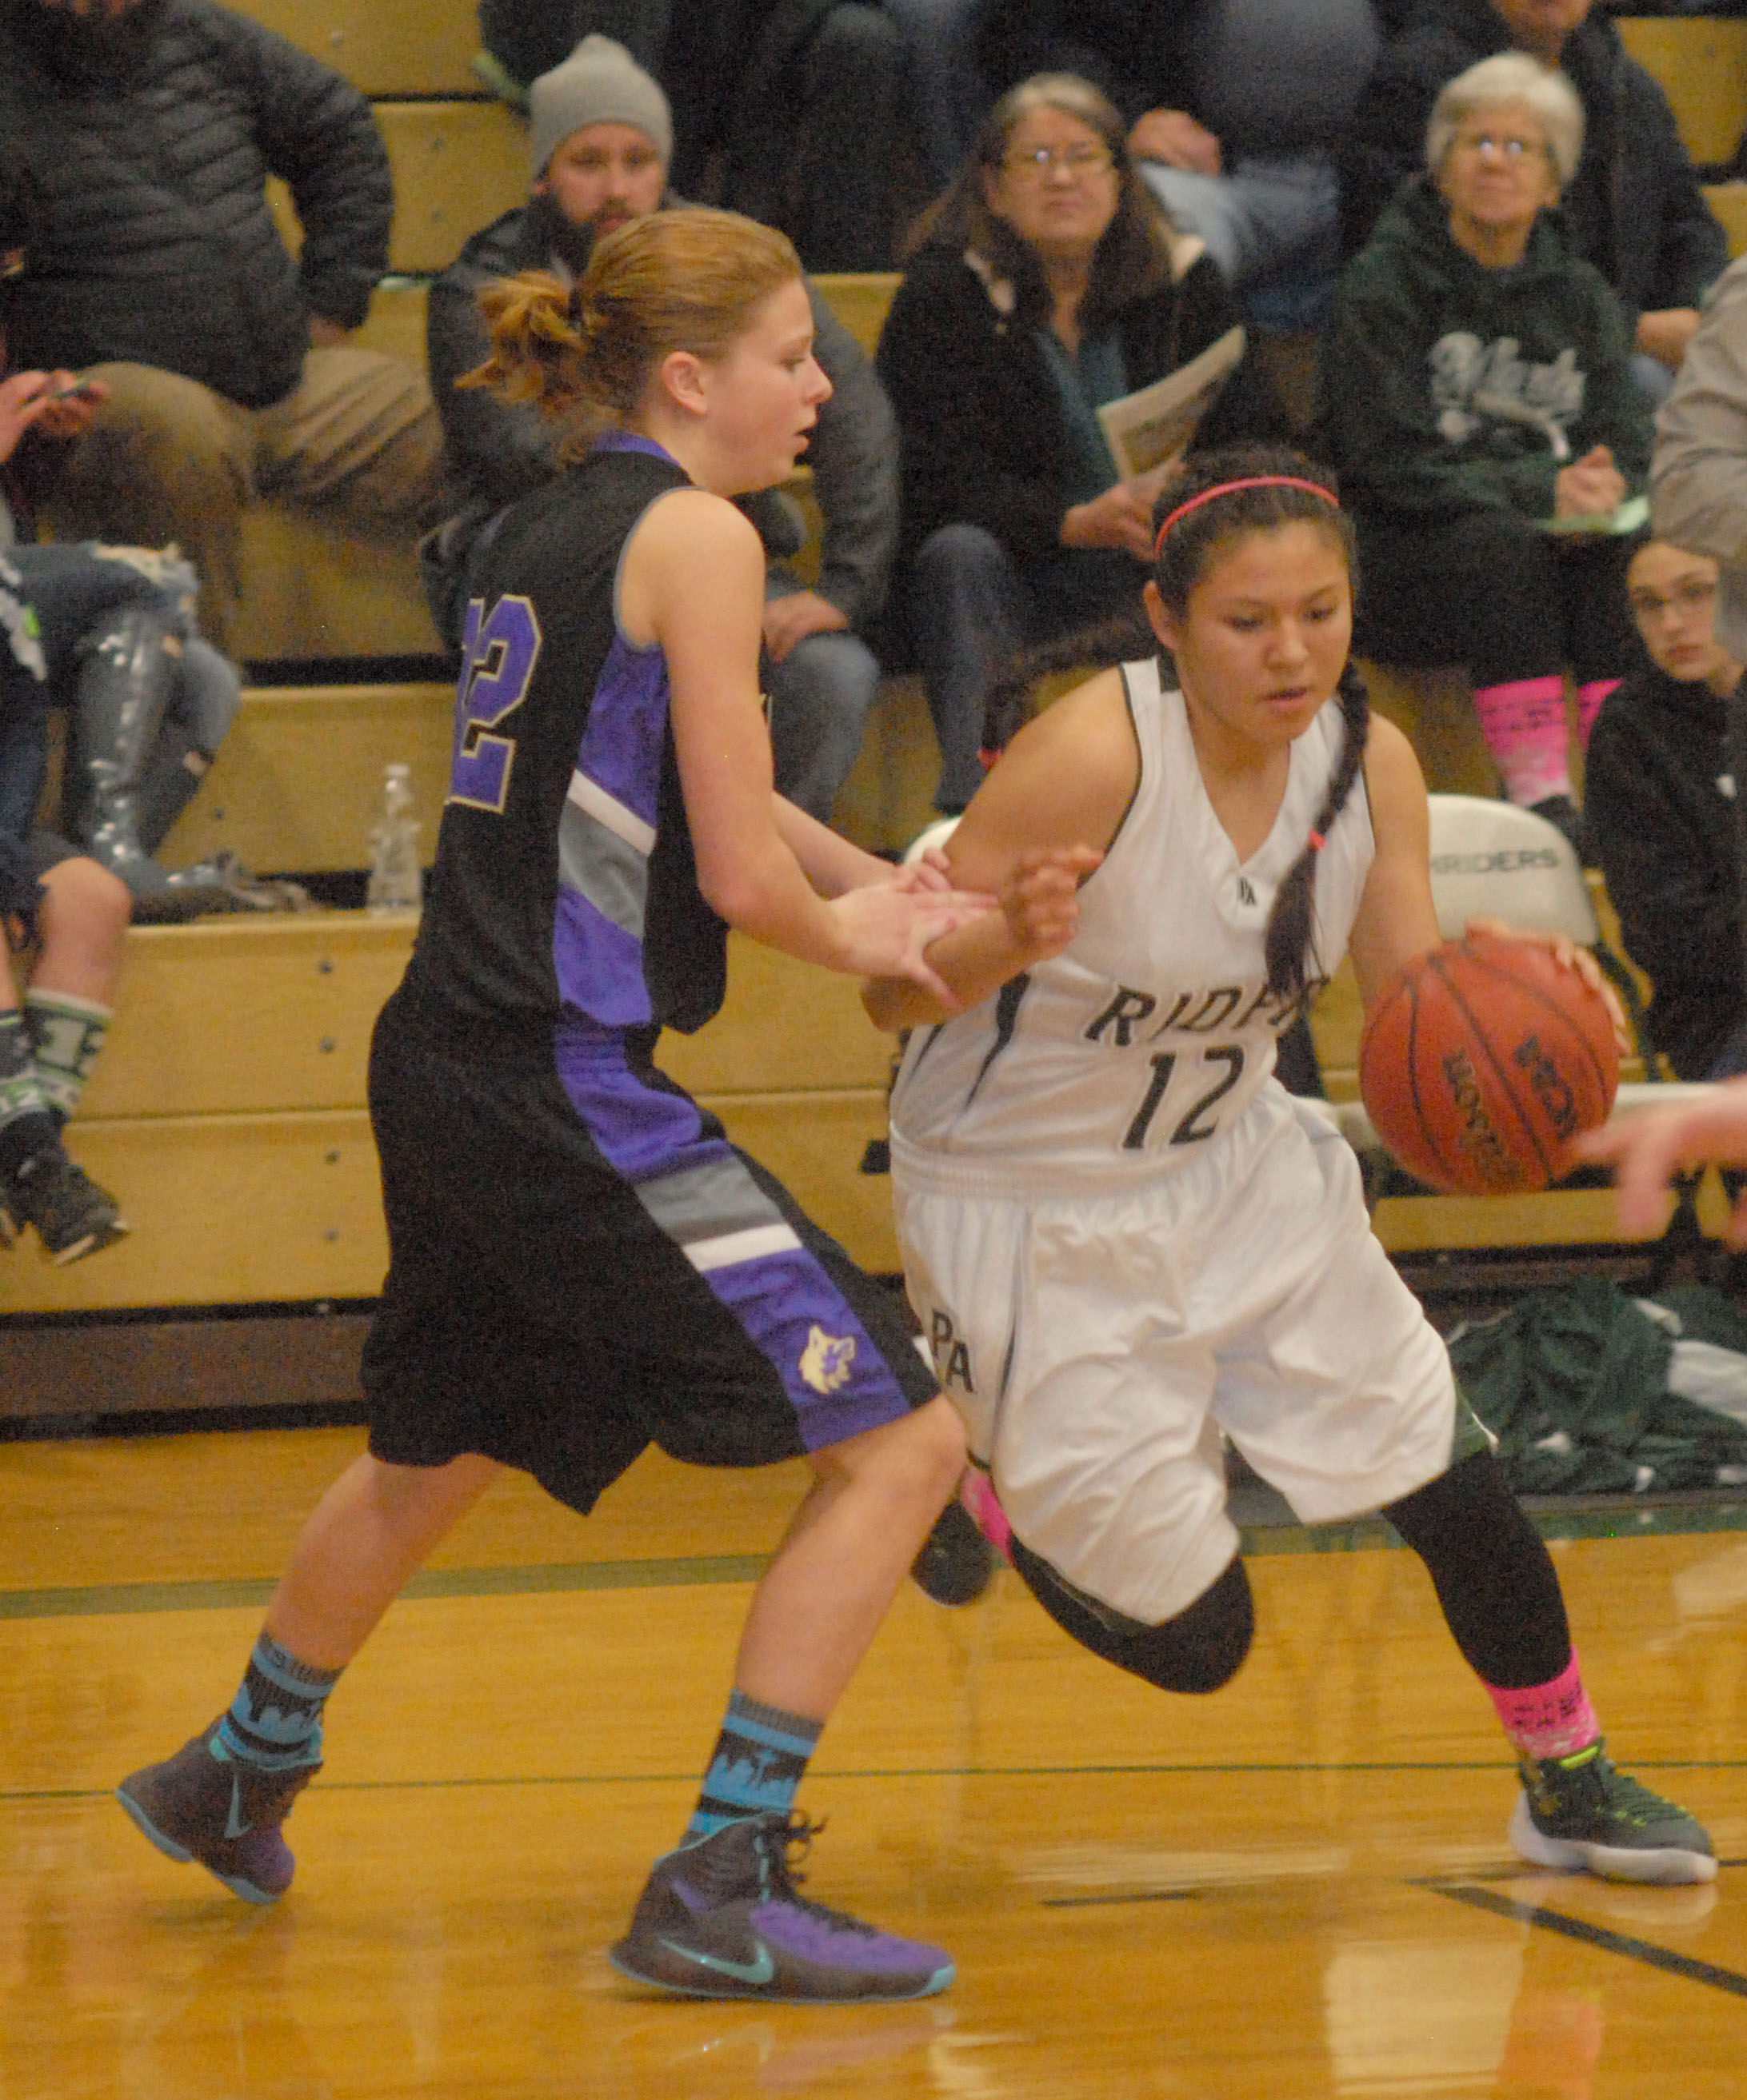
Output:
top-left (118, 208), bottom-right (993, 2004)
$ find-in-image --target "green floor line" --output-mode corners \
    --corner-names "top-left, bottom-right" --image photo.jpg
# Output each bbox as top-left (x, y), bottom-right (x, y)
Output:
top-left (5, 1499), bottom-right (1747, 1621)
top-left (8, 1757), bottom-right (1745, 1805)
top-left (0, 1553), bottom-right (772, 1621)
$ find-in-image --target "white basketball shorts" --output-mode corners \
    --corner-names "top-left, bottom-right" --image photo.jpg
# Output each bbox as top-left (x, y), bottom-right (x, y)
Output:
top-left (895, 1085), bottom-right (1461, 1625)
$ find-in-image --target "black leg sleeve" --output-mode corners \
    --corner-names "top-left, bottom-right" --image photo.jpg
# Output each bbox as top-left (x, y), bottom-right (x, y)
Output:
top-left (1383, 1450), bottom-right (1571, 1689)
top-left (1011, 1538), bottom-right (1255, 1695)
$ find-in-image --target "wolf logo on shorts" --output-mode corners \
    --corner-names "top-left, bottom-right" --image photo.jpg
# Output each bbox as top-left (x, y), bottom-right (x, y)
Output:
top-left (800, 1327), bottom-right (857, 1394)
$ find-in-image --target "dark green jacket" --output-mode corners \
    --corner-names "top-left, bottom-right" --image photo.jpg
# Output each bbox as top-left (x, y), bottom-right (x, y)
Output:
top-left (1451, 1279), bottom-right (1747, 1495)
top-left (1316, 176), bottom-right (1653, 525)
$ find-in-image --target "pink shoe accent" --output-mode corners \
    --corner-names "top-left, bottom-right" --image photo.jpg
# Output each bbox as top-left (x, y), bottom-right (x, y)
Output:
top-left (1486, 1651), bottom-right (1601, 1762)
top-left (1575, 678), bottom-right (1619, 745)
top-left (1470, 675), bottom-right (1570, 807)
top-left (960, 1470), bottom-right (1013, 1565)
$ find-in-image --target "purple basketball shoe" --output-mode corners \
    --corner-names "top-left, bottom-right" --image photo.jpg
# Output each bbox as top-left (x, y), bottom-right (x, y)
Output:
top-left (116, 1723), bottom-right (318, 1905)
top-left (610, 1811), bottom-right (953, 2002)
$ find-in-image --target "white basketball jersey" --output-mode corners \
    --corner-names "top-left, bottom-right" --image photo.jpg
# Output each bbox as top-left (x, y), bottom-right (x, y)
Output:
top-left (889, 659), bottom-right (1375, 1194)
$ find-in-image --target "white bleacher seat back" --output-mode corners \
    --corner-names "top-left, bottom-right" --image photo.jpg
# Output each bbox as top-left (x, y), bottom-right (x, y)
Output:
top-left (1425, 795), bottom-right (1597, 946)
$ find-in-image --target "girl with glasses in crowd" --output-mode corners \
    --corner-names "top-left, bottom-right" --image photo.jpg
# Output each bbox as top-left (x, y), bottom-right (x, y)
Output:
top-left (1585, 538), bottom-right (1747, 1081)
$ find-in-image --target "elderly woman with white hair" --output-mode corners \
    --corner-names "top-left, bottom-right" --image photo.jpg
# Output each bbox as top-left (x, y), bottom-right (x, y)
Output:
top-left (1315, 51), bottom-right (1652, 846)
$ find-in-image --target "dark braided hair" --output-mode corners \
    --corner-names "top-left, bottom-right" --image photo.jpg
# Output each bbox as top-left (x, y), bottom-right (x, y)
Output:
top-left (979, 605), bottom-right (1157, 757)
top-left (1151, 445), bottom-right (1368, 1004)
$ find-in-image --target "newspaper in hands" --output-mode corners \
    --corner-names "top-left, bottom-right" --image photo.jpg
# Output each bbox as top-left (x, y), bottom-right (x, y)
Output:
top-left (1096, 325), bottom-right (1245, 485)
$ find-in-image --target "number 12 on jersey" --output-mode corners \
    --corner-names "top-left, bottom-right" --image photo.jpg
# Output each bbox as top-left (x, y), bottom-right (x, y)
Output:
top-left (449, 594), bottom-right (542, 814)
top-left (1124, 1044), bottom-right (1245, 1149)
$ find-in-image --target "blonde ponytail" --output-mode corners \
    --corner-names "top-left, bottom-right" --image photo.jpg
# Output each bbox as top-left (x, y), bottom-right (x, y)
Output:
top-left (458, 206), bottom-right (802, 461)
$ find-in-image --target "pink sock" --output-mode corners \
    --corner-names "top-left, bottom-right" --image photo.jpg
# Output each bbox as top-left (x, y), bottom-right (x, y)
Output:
top-left (1575, 677), bottom-right (1618, 745)
top-left (961, 1468), bottom-right (1013, 1565)
top-left (1469, 675), bottom-right (1570, 806)
top-left (1485, 1651), bottom-right (1600, 1763)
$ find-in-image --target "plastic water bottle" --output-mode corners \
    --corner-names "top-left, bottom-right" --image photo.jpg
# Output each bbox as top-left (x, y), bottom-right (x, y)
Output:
top-left (366, 762), bottom-right (422, 915)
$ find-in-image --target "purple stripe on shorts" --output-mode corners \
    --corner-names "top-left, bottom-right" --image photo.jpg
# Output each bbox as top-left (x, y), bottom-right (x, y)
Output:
top-left (702, 1246), bottom-right (906, 1450)
top-left (555, 1019), bottom-right (707, 1179)
top-left (554, 1019), bottom-right (910, 1444)
top-left (553, 889), bottom-right (652, 1028)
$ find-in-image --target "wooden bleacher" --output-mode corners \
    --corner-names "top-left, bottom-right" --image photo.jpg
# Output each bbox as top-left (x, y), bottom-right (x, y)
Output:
top-left (230, 0), bottom-right (484, 96)
top-left (1619, 16), bottom-right (1747, 170)
top-left (146, 672), bottom-right (932, 875)
top-left (156, 683), bottom-right (452, 876)
top-left (0, 924), bottom-right (897, 1323)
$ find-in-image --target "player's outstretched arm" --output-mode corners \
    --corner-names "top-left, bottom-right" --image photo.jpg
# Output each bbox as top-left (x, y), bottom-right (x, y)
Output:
top-left (1575, 1082), bottom-right (1747, 1242)
top-left (862, 670), bottom-right (1132, 1031)
top-left (862, 844), bottom-right (1103, 1031)
top-left (627, 492), bottom-right (988, 993)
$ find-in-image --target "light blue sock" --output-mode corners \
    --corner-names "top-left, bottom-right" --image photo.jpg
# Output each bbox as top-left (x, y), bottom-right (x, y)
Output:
top-left (685, 1690), bottom-right (822, 1842)
top-left (214, 1633), bottom-right (340, 1771)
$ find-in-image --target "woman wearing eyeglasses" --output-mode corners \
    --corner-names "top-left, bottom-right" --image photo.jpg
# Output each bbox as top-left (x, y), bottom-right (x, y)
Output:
top-left (875, 71), bottom-right (1282, 814)
top-left (1584, 538), bottom-right (1747, 1081)
top-left (1316, 51), bottom-right (1652, 851)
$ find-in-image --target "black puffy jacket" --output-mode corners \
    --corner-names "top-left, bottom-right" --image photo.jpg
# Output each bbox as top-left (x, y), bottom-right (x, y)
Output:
top-left (3, 0), bottom-right (393, 408)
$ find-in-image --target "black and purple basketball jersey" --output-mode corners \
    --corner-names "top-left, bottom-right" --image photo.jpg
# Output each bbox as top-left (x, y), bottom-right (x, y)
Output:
top-left (377, 434), bottom-right (926, 1459)
top-left (400, 435), bottom-right (727, 1046)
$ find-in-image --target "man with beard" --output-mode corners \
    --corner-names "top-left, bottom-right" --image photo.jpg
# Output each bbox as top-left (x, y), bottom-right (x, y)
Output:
top-left (426, 36), bottom-right (898, 826)
top-left (2, 0), bottom-right (448, 657)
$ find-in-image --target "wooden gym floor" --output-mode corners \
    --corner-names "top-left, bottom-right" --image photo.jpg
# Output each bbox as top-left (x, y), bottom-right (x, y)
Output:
top-left (2, 1427), bottom-right (1745, 2098)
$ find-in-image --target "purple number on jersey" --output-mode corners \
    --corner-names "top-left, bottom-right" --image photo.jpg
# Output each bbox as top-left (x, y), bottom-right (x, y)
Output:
top-left (449, 593), bottom-right (543, 813)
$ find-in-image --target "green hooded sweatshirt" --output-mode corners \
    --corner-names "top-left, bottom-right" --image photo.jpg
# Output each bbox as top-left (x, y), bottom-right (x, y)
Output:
top-left (1316, 174), bottom-right (1654, 525)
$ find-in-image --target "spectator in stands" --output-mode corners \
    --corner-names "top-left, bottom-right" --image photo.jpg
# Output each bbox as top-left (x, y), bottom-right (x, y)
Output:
top-left (475, 2), bottom-right (908, 269)
top-left (877, 72), bottom-right (1281, 812)
top-left (1341, 0), bottom-right (1728, 404)
top-left (427, 35), bottom-right (897, 823)
top-left (1317, 54), bottom-right (1649, 844)
top-left (6, 543), bottom-right (244, 920)
top-left (2, 137), bottom-right (241, 920)
top-left (1585, 537), bottom-right (1747, 1079)
top-left (0, 392), bottom-right (131, 1263)
top-left (974, 0), bottom-right (1382, 329)
top-left (1653, 253), bottom-right (1747, 665)
top-left (2, 0), bottom-right (448, 660)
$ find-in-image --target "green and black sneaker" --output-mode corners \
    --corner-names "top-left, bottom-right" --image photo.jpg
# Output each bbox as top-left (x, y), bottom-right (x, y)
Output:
top-left (1509, 1739), bottom-right (1716, 1886)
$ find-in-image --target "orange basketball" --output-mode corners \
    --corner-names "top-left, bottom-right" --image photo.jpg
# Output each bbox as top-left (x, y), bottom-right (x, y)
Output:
top-left (1357, 932), bottom-right (1618, 1196)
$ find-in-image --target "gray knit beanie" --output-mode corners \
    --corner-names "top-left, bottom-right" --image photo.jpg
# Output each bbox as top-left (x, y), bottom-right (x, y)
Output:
top-left (529, 35), bottom-right (673, 179)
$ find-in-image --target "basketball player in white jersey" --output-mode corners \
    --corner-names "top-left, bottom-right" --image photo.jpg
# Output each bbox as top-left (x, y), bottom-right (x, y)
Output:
top-left (865, 447), bottom-right (1716, 1886)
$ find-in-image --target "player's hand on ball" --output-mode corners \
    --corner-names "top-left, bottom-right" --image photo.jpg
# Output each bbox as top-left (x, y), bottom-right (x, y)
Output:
top-left (1003, 846), bottom-right (1102, 961)
top-left (1464, 916), bottom-right (1629, 1051)
top-left (1359, 930), bottom-right (1618, 1194)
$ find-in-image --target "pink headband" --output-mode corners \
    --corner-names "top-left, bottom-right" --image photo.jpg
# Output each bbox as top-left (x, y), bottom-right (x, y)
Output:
top-left (1153, 475), bottom-right (1340, 557)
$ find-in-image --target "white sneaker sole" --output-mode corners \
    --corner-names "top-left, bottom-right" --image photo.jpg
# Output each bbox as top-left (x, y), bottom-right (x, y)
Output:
top-left (1509, 1793), bottom-right (1718, 1885)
